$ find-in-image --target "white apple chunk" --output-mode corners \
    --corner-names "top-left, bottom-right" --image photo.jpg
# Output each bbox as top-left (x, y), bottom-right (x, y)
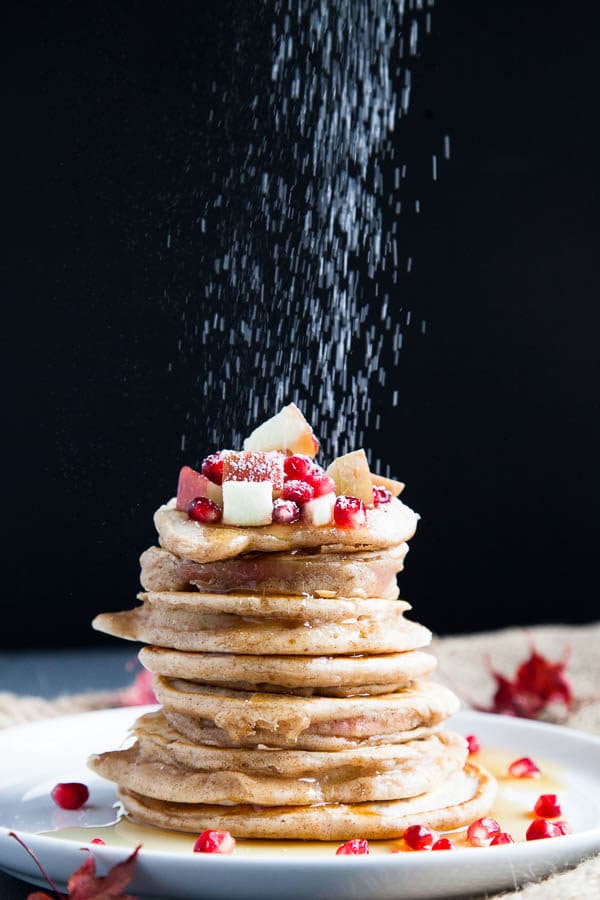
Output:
top-left (302, 491), bottom-right (336, 527)
top-left (205, 480), bottom-right (223, 506)
top-left (222, 481), bottom-right (274, 526)
top-left (243, 403), bottom-right (319, 457)
top-left (370, 472), bottom-right (405, 496)
top-left (326, 449), bottom-right (373, 506)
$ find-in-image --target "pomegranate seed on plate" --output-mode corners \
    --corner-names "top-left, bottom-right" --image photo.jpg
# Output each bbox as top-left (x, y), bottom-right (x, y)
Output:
top-left (372, 485), bottom-right (392, 506)
top-left (526, 819), bottom-right (562, 841)
top-left (309, 473), bottom-right (337, 497)
top-left (467, 817), bottom-right (501, 847)
top-left (188, 497), bottom-right (222, 524)
top-left (201, 452), bottom-right (226, 485)
top-left (283, 454), bottom-right (315, 481)
top-left (431, 838), bottom-right (455, 851)
top-left (335, 839), bottom-right (369, 855)
top-left (534, 794), bottom-right (562, 818)
top-left (333, 496), bottom-right (367, 528)
top-left (508, 757), bottom-right (541, 778)
top-left (490, 832), bottom-right (514, 846)
top-left (51, 783), bottom-right (89, 810)
top-left (465, 734), bottom-right (481, 754)
top-left (282, 480), bottom-right (314, 506)
top-left (555, 820), bottom-right (572, 835)
top-left (403, 825), bottom-right (436, 850)
top-left (90, 838), bottom-right (105, 845)
top-left (193, 830), bottom-right (236, 854)
top-left (272, 499), bottom-right (300, 524)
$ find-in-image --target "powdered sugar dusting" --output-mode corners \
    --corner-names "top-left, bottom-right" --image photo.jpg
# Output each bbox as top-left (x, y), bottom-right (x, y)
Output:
top-left (174, 1), bottom-right (443, 462)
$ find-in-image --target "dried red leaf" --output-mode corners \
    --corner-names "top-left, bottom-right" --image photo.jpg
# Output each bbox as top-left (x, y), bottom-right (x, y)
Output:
top-left (11, 832), bottom-right (140, 900)
top-left (67, 846), bottom-right (140, 899)
top-left (119, 669), bottom-right (157, 707)
top-left (478, 640), bottom-right (573, 719)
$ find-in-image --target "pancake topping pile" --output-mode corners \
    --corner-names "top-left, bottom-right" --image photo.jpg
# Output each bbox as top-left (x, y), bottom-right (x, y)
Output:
top-left (89, 404), bottom-right (497, 840)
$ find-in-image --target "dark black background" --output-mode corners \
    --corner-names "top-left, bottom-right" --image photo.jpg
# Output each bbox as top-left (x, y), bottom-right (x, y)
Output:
top-left (3, 1), bottom-right (598, 648)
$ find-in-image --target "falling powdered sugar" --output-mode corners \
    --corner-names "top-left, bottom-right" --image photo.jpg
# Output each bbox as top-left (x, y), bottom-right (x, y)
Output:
top-left (175, 0), bottom-right (443, 465)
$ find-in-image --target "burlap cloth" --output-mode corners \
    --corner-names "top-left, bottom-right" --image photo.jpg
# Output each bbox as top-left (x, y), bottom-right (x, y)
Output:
top-left (1, 623), bottom-right (598, 898)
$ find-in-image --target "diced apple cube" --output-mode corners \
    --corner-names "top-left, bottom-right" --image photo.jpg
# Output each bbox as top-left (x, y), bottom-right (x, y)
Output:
top-left (222, 481), bottom-right (274, 526)
top-left (222, 451), bottom-right (284, 492)
top-left (370, 473), bottom-right (405, 497)
top-left (302, 491), bottom-right (336, 527)
top-left (326, 449), bottom-right (373, 506)
top-left (205, 480), bottom-right (223, 506)
top-left (243, 403), bottom-right (320, 457)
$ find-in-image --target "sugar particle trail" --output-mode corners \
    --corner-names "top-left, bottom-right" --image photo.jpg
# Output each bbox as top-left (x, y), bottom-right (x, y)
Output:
top-left (175, 1), bottom-right (443, 461)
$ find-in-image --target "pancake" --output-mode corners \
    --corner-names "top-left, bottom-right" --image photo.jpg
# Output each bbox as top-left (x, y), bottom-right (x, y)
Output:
top-left (132, 710), bottom-right (461, 778)
top-left (89, 728), bottom-right (467, 806)
top-left (140, 544), bottom-right (408, 599)
top-left (117, 762), bottom-right (496, 839)
top-left (154, 677), bottom-right (460, 746)
top-left (138, 647), bottom-right (437, 697)
top-left (134, 591), bottom-right (410, 622)
top-left (154, 496), bottom-right (419, 564)
top-left (93, 593), bottom-right (431, 656)
top-left (165, 711), bottom-right (442, 751)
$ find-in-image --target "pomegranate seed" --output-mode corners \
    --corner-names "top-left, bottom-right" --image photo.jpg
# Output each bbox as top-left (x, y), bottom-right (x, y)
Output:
top-left (372, 486), bottom-right (392, 506)
top-left (282, 480), bottom-right (314, 506)
top-left (193, 830), bottom-right (236, 854)
top-left (403, 825), bottom-right (436, 850)
top-left (335, 839), bottom-right (369, 856)
top-left (272, 498), bottom-right (300, 524)
top-left (90, 838), bottom-right (105, 845)
top-left (188, 497), bottom-right (222, 524)
top-left (465, 734), bottom-right (481, 754)
top-left (309, 473), bottom-right (337, 497)
top-left (534, 794), bottom-right (562, 818)
top-left (333, 496), bottom-right (367, 528)
top-left (467, 817), bottom-right (501, 847)
top-left (431, 838), bottom-right (455, 851)
top-left (283, 454), bottom-right (315, 481)
top-left (490, 832), bottom-right (514, 846)
top-left (526, 819), bottom-right (562, 841)
top-left (51, 783), bottom-right (89, 810)
top-left (201, 452), bottom-right (225, 485)
top-left (508, 757), bottom-right (541, 779)
top-left (555, 820), bottom-right (572, 835)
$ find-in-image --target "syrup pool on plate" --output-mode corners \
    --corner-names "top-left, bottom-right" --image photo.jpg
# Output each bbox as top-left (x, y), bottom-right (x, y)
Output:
top-left (40, 746), bottom-right (567, 856)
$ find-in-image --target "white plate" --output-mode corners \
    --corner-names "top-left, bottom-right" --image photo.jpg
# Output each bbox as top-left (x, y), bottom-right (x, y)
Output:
top-left (0, 706), bottom-right (599, 899)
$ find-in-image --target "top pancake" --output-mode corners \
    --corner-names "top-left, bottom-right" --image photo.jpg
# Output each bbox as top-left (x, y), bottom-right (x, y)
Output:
top-left (155, 496), bottom-right (419, 563)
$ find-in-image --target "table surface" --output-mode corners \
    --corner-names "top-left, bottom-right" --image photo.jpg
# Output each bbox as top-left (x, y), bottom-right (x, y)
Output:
top-left (1, 646), bottom-right (136, 900)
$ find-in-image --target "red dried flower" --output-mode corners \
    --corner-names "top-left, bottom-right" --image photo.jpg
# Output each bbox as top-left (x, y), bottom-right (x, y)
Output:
top-left (120, 669), bottom-right (157, 707)
top-left (479, 639), bottom-right (572, 719)
top-left (9, 832), bottom-right (140, 899)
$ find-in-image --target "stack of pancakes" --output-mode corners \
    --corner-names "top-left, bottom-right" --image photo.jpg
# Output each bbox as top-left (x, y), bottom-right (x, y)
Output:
top-left (90, 497), bottom-right (495, 839)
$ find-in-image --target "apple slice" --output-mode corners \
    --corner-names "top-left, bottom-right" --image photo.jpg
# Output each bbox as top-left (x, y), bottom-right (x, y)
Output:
top-left (326, 449), bottom-right (373, 506)
top-left (243, 404), bottom-right (320, 457)
top-left (222, 481), bottom-right (274, 526)
top-left (370, 473), bottom-right (405, 497)
top-left (176, 466), bottom-right (223, 510)
top-left (222, 451), bottom-right (284, 493)
top-left (302, 491), bottom-right (336, 527)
